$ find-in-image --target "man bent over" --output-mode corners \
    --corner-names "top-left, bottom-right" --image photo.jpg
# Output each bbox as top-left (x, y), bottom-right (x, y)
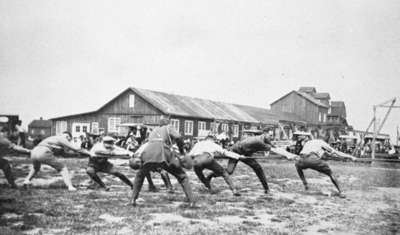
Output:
top-left (23, 132), bottom-right (90, 191)
top-left (295, 138), bottom-right (356, 198)
top-left (87, 136), bottom-right (134, 191)
top-left (188, 135), bottom-right (242, 196)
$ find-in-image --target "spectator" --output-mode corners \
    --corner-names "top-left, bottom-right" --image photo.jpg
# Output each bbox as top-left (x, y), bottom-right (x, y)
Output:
top-left (15, 120), bottom-right (27, 147)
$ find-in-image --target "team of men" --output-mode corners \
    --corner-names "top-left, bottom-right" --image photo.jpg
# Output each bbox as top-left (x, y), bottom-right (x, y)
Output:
top-left (0, 118), bottom-right (356, 206)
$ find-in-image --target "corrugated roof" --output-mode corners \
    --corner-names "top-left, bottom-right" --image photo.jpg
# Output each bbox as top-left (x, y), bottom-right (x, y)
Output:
top-left (28, 119), bottom-right (52, 128)
top-left (133, 88), bottom-right (263, 123)
top-left (52, 87), bottom-right (307, 125)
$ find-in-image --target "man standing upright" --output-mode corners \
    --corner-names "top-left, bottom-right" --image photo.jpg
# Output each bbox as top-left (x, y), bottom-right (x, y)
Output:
top-left (295, 138), bottom-right (356, 197)
top-left (0, 127), bottom-right (31, 188)
top-left (23, 132), bottom-right (91, 191)
top-left (130, 118), bottom-right (195, 207)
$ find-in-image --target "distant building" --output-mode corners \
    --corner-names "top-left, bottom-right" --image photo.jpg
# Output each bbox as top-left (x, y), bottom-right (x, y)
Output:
top-left (270, 87), bottom-right (329, 125)
top-left (50, 87), bottom-right (306, 141)
top-left (270, 87), bottom-right (350, 139)
top-left (325, 101), bottom-right (349, 134)
top-left (28, 117), bottom-right (52, 138)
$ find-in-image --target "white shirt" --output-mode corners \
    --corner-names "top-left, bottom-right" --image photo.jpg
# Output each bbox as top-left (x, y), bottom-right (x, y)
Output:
top-left (300, 139), bottom-right (334, 158)
top-left (188, 140), bottom-right (241, 160)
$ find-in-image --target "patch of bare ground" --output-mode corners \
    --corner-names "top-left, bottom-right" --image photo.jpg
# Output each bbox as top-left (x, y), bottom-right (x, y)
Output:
top-left (0, 157), bottom-right (399, 234)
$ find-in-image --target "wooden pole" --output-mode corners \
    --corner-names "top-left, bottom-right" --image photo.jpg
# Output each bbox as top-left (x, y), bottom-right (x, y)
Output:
top-left (377, 98), bottom-right (396, 133)
top-left (372, 106), bottom-right (377, 159)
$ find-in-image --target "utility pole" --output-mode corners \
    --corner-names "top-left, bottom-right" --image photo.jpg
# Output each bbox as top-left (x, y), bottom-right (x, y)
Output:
top-left (372, 106), bottom-right (377, 159)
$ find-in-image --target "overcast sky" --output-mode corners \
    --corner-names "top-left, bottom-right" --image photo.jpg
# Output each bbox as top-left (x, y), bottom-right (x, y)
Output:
top-left (1, 0), bottom-right (400, 141)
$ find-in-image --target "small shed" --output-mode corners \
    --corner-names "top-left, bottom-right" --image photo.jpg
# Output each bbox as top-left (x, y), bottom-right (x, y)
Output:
top-left (28, 117), bottom-right (52, 138)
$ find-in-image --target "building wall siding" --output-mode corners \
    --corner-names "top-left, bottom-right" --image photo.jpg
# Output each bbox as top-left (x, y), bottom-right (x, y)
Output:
top-left (100, 90), bottom-right (162, 115)
top-left (271, 92), bottom-right (329, 124)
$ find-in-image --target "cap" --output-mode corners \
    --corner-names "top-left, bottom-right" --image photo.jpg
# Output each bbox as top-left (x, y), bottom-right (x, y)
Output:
top-left (159, 118), bottom-right (170, 126)
top-left (103, 136), bottom-right (116, 143)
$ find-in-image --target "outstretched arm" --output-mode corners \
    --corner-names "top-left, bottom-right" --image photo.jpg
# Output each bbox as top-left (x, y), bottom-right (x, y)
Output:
top-left (330, 149), bottom-right (357, 161)
top-left (322, 144), bottom-right (356, 161)
top-left (92, 145), bottom-right (133, 158)
top-left (270, 147), bottom-right (299, 160)
top-left (11, 145), bottom-right (31, 155)
top-left (59, 138), bottom-right (91, 156)
top-left (219, 149), bottom-right (243, 160)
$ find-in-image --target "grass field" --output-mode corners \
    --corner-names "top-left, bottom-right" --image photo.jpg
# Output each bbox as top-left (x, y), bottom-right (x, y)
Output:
top-left (0, 156), bottom-right (399, 235)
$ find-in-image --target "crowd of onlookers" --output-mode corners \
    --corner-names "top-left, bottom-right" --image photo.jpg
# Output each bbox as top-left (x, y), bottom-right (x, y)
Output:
top-left (5, 121), bottom-right (396, 158)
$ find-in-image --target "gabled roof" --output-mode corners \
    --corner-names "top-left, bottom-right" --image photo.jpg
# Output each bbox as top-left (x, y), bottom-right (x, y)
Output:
top-left (28, 119), bottom-right (52, 128)
top-left (133, 87), bottom-right (264, 123)
top-left (313, 92), bottom-right (330, 100)
top-left (270, 90), bottom-right (329, 108)
top-left (298, 87), bottom-right (316, 94)
top-left (52, 87), bottom-right (307, 125)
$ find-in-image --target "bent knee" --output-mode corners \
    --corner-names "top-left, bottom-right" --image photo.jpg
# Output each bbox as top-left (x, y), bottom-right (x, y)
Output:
top-left (176, 173), bottom-right (189, 183)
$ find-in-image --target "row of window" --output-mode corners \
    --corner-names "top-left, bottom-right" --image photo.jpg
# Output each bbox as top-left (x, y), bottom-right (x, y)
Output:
top-left (56, 118), bottom-right (241, 137)
top-left (171, 119), bottom-right (239, 137)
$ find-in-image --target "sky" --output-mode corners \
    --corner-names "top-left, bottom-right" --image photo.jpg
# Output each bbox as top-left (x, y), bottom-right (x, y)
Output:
top-left (0, 0), bottom-right (400, 141)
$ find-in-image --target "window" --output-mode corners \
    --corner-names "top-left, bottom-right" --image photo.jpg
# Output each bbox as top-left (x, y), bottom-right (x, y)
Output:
top-left (55, 121), bottom-right (67, 135)
top-left (91, 122), bottom-right (99, 134)
top-left (233, 124), bottom-right (239, 137)
top-left (198, 121), bottom-right (206, 131)
top-left (31, 129), bottom-right (35, 134)
top-left (108, 117), bottom-right (121, 133)
top-left (323, 113), bottom-right (326, 123)
top-left (171, 119), bottom-right (180, 132)
top-left (318, 112), bottom-right (322, 122)
top-left (82, 126), bottom-right (88, 133)
top-left (40, 129), bottom-right (45, 135)
top-left (221, 123), bottom-right (229, 133)
top-left (129, 94), bottom-right (135, 108)
top-left (184, 120), bottom-right (194, 135)
top-left (75, 126), bottom-right (80, 132)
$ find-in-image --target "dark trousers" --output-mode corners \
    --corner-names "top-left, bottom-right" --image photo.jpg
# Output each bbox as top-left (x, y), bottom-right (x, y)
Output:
top-left (226, 157), bottom-right (269, 192)
top-left (0, 157), bottom-right (16, 188)
top-left (193, 154), bottom-right (236, 192)
top-left (131, 162), bottom-right (194, 204)
top-left (145, 169), bottom-right (173, 191)
top-left (295, 155), bottom-right (341, 193)
top-left (86, 159), bottom-right (133, 189)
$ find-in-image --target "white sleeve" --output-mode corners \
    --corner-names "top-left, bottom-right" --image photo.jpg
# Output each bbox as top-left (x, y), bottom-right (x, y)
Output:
top-left (220, 149), bottom-right (241, 160)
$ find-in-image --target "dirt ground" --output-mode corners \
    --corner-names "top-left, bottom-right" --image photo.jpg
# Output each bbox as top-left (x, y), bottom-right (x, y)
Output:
top-left (0, 156), bottom-right (399, 235)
